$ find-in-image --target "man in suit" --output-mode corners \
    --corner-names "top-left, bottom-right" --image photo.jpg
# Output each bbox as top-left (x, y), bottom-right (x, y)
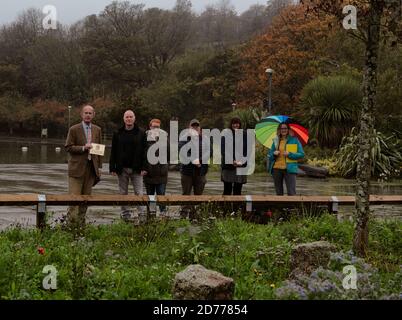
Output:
top-left (65, 105), bottom-right (103, 227)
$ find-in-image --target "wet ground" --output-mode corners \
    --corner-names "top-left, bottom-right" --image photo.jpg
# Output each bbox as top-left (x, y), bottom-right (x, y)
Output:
top-left (0, 163), bottom-right (401, 229)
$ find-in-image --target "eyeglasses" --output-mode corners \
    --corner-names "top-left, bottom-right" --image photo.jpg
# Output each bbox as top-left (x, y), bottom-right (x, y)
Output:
top-left (280, 127), bottom-right (288, 130)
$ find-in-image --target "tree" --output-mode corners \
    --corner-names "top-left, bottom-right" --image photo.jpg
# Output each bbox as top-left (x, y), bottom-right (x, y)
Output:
top-left (302, 0), bottom-right (402, 256)
top-left (238, 4), bottom-right (336, 114)
top-left (195, 0), bottom-right (239, 47)
top-left (239, 4), bottom-right (271, 40)
top-left (80, 1), bottom-right (193, 99)
top-left (136, 48), bottom-right (242, 128)
top-left (375, 44), bottom-right (402, 135)
top-left (299, 75), bottom-right (361, 148)
top-left (0, 93), bottom-right (29, 135)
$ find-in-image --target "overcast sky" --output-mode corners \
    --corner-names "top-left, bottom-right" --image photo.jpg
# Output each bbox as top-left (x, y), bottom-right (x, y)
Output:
top-left (0, 0), bottom-right (267, 25)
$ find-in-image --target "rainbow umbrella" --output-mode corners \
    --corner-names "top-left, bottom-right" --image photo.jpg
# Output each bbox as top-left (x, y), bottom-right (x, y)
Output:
top-left (255, 115), bottom-right (309, 148)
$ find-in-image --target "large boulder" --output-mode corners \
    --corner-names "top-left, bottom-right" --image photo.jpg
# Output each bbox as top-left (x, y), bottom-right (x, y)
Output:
top-left (290, 241), bottom-right (336, 277)
top-left (173, 265), bottom-right (235, 300)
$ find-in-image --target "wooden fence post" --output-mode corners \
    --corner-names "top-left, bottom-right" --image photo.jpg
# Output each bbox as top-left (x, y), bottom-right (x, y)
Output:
top-left (37, 194), bottom-right (47, 230)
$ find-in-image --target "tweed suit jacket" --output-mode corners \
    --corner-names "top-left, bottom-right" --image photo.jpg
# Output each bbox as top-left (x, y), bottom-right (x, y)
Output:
top-left (65, 122), bottom-right (103, 178)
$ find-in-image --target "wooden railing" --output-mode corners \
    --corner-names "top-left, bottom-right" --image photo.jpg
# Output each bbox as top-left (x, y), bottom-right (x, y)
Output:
top-left (1, 194), bottom-right (402, 229)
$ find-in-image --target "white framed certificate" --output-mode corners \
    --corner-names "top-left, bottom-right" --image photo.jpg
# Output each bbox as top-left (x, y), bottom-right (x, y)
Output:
top-left (90, 143), bottom-right (105, 156)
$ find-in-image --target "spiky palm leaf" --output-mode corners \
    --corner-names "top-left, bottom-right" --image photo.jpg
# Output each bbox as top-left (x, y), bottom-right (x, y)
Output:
top-left (335, 128), bottom-right (402, 179)
top-left (299, 76), bottom-right (361, 148)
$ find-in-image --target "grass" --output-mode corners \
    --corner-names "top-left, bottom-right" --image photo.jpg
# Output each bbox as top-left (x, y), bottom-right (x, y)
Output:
top-left (0, 212), bottom-right (400, 300)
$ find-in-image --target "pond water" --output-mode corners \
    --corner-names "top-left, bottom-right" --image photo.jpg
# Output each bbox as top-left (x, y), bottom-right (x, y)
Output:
top-left (0, 139), bottom-right (401, 229)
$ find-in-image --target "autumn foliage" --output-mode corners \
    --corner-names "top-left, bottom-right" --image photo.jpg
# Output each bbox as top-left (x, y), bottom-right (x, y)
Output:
top-left (237, 4), bottom-right (337, 115)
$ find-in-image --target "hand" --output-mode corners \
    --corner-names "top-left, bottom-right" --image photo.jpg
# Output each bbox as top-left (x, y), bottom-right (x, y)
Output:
top-left (141, 170), bottom-right (148, 176)
top-left (233, 161), bottom-right (242, 167)
top-left (283, 151), bottom-right (289, 157)
top-left (274, 151), bottom-right (280, 156)
top-left (192, 159), bottom-right (201, 166)
top-left (84, 143), bottom-right (92, 150)
top-left (98, 169), bottom-right (102, 177)
top-left (111, 172), bottom-right (117, 177)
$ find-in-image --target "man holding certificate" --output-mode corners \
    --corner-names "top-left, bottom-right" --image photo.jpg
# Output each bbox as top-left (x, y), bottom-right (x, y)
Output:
top-left (65, 105), bottom-right (103, 228)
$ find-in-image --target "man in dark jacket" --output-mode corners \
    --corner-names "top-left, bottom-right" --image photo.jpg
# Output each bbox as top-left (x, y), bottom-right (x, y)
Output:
top-left (144, 119), bottom-right (168, 215)
top-left (109, 110), bottom-right (147, 221)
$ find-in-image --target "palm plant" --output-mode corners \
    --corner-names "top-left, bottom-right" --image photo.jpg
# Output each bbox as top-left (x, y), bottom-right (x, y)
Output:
top-left (225, 107), bottom-right (263, 129)
top-left (335, 128), bottom-right (402, 179)
top-left (298, 76), bottom-right (362, 148)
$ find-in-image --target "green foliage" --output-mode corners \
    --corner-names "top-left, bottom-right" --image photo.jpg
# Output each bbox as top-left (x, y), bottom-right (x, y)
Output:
top-left (307, 158), bottom-right (338, 176)
top-left (335, 128), bottom-right (402, 179)
top-left (136, 48), bottom-right (242, 128)
top-left (224, 107), bottom-right (263, 130)
top-left (0, 212), bottom-right (400, 300)
top-left (254, 142), bottom-right (268, 173)
top-left (375, 44), bottom-right (402, 135)
top-left (303, 145), bottom-right (336, 160)
top-left (299, 75), bottom-right (361, 148)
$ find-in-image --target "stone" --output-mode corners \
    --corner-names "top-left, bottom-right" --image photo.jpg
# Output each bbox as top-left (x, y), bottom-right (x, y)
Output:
top-left (173, 264), bottom-right (235, 300)
top-left (290, 241), bottom-right (336, 277)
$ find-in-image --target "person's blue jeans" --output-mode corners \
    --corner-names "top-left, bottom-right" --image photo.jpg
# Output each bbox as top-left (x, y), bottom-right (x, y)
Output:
top-left (145, 183), bottom-right (167, 212)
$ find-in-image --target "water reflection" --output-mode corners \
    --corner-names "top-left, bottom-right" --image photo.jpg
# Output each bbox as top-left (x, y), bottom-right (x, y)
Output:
top-left (0, 140), bottom-right (111, 164)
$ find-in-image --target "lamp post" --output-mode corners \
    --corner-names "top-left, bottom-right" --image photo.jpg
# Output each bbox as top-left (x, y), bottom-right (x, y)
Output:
top-left (265, 68), bottom-right (273, 115)
top-left (67, 106), bottom-right (72, 130)
top-left (232, 102), bottom-right (237, 111)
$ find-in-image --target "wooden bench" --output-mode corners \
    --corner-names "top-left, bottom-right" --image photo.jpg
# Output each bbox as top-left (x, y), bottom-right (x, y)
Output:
top-left (1, 194), bottom-right (402, 229)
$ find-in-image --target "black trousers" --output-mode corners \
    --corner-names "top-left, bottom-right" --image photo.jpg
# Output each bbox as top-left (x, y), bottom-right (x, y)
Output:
top-left (223, 182), bottom-right (243, 195)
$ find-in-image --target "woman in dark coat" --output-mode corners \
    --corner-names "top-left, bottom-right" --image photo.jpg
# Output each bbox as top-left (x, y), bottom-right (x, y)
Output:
top-left (221, 117), bottom-right (248, 195)
top-left (144, 119), bottom-right (168, 214)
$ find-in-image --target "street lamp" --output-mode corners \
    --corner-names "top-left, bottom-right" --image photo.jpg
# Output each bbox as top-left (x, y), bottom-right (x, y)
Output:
top-left (265, 68), bottom-right (273, 115)
top-left (68, 106), bottom-right (72, 130)
top-left (232, 102), bottom-right (237, 111)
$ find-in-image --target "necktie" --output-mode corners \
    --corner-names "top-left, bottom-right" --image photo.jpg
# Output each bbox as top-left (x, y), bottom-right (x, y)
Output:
top-left (87, 126), bottom-right (92, 160)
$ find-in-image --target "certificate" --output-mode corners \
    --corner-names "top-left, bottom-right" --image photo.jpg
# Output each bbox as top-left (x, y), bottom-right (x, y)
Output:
top-left (90, 143), bottom-right (105, 156)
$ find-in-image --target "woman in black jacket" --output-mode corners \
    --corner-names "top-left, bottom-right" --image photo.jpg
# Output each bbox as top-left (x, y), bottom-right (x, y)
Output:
top-left (144, 119), bottom-right (168, 214)
top-left (221, 117), bottom-right (248, 195)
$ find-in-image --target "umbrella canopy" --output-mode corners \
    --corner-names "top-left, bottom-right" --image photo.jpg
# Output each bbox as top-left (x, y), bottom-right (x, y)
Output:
top-left (255, 115), bottom-right (309, 148)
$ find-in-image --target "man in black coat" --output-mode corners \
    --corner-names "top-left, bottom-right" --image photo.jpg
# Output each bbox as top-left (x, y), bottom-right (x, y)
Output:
top-left (109, 110), bottom-right (147, 221)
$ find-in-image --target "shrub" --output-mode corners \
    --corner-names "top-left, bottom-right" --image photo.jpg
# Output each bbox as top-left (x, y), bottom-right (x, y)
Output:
top-left (335, 128), bottom-right (402, 179)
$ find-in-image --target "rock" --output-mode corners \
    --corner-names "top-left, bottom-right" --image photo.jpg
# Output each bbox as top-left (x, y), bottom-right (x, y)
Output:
top-left (299, 164), bottom-right (329, 178)
top-left (290, 241), bottom-right (336, 277)
top-left (173, 265), bottom-right (235, 300)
